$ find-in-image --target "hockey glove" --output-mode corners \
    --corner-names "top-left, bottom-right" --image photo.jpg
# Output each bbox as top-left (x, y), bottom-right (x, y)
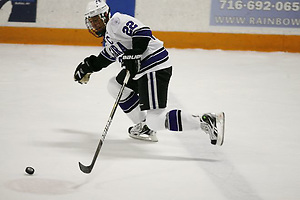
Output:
top-left (74, 56), bottom-right (95, 84)
top-left (121, 50), bottom-right (142, 77)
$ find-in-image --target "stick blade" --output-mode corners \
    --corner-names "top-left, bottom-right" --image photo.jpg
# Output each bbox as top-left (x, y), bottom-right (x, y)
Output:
top-left (79, 162), bottom-right (93, 174)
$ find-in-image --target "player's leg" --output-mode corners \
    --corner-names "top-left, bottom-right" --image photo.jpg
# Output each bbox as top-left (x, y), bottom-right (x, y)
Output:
top-left (136, 67), bottom-right (199, 132)
top-left (125, 67), bottom-right (173, 142)
top-left (147, 109), bottom-right (199, 131)
top-left (107, 69), bottom-right (157, 141)
top-left (164, 110), bottom-right (225, 145)
top-left (147, 108), bottom-right (225, 146)
top-left (138, 67), bottom-right (224, 145)
top-left (133, 67), bottom-right (172, 141)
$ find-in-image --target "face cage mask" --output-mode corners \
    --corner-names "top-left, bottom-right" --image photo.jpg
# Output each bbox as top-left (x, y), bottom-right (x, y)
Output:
top-left (85, 17), bottom-right (103, 38)
top-left (85, 11), bottom-right (110, 38)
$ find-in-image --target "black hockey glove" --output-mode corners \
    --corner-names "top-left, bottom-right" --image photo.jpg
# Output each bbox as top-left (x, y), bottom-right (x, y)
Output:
top-left (74, 56), bottom-right (96, 84)
top-left (121, 50), bottom-right (142, 77)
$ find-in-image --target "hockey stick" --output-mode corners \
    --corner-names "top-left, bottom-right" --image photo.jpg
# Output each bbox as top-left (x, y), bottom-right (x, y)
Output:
top-left (79, 70), bottom-right (130, 174)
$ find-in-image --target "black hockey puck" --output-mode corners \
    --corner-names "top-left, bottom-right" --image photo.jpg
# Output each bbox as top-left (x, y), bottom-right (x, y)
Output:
top-left (25, 166), bottom-right (35, 175)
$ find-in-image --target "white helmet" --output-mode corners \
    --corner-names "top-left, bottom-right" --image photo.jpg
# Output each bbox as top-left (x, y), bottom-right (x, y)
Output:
top-left (85, 0), bottom-right (111, 37)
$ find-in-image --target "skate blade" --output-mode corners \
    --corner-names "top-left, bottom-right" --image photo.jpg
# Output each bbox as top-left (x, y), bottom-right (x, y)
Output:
top-left (216, 112), bottom-right (225, 146)
top-left (129, 134), bottom-right (158, 142)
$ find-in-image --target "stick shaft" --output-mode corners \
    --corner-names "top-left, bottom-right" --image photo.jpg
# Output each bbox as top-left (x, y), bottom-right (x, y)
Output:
top-left (79, 70), bottom-right (130, 174)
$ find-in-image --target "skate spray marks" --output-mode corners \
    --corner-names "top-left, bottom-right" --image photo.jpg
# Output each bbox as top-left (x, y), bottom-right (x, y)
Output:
top-left (5, 178), bottom-right (78, 195)
top-left (5, 175), bottom-right (93, 195)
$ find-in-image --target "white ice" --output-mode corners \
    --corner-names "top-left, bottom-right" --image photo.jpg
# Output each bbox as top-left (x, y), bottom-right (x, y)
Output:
top-left (0, 44), bottom-right (299, 200)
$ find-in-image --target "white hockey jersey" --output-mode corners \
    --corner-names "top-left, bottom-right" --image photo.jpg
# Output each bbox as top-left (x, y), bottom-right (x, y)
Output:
top-left (100, 12), bottom-right (171, 80)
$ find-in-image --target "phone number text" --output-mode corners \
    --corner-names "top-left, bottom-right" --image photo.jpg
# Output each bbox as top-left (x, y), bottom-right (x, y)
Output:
top-left (219, 0), bottom-right (300, 12)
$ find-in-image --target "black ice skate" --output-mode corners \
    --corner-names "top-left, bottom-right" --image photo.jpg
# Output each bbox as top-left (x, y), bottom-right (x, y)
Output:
top-left (128, 122), bottom-right (158, 142)
top-left (198, 112), bottom-right (225, 146)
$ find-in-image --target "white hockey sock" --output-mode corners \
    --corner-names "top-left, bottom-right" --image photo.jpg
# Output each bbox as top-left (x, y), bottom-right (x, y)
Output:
top-left (147, 109), bottom-right (200, 131)
top-left (107, 77), bottom-right (146, 124)
top-left (165, 109), bottom-right (199, 131)
top-left (122, 102), bottom-right (146, 124)
top-left (146, 109), bottom-right (167, 130)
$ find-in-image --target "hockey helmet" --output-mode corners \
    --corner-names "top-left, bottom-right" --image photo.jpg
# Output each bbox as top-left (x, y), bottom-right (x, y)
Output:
top-left (85, 0), bottom-right (111, 37)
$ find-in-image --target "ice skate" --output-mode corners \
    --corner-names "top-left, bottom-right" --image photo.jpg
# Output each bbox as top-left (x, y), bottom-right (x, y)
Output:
top-left (128, 122), bottom-right (158, 142)
top-left (196, 112), bottom-right (225, 146)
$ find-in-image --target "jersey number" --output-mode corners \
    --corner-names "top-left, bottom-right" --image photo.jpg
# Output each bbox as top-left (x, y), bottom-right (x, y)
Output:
top-left (122, 21), bottom-right (138, 36)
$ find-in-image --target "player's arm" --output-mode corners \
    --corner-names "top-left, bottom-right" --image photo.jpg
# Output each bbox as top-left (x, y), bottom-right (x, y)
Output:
top-left (74, 53), bottom-right (113, 84)
top-left (131, 36), bottom-right (151, 55)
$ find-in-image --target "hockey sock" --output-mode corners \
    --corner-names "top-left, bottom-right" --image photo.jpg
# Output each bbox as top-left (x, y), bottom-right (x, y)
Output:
top-left (146, 109), bottom-right (167, 130)
top-left (119, 91), bottom-right (146, 124)
top-left (165, 109), bottom-right (183, 131)
top-left (107, 77), bottom-right (146, 124)
top-left (119, 91), bottom-right (139, 113)
top-left (165, 109), bottom-right (200, 131)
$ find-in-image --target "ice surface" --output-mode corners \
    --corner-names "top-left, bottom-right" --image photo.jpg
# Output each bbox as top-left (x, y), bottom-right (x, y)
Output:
top-left (0, 44), bottom-right (299, 200)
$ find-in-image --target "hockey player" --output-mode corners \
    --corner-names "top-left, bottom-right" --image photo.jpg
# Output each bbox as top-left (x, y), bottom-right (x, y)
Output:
top-left (74, 0), bottom-right (225, 145)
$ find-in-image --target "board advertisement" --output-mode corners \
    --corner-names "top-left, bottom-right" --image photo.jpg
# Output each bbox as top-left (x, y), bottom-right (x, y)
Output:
top-left (210, 0), bottom-right (300, 28)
